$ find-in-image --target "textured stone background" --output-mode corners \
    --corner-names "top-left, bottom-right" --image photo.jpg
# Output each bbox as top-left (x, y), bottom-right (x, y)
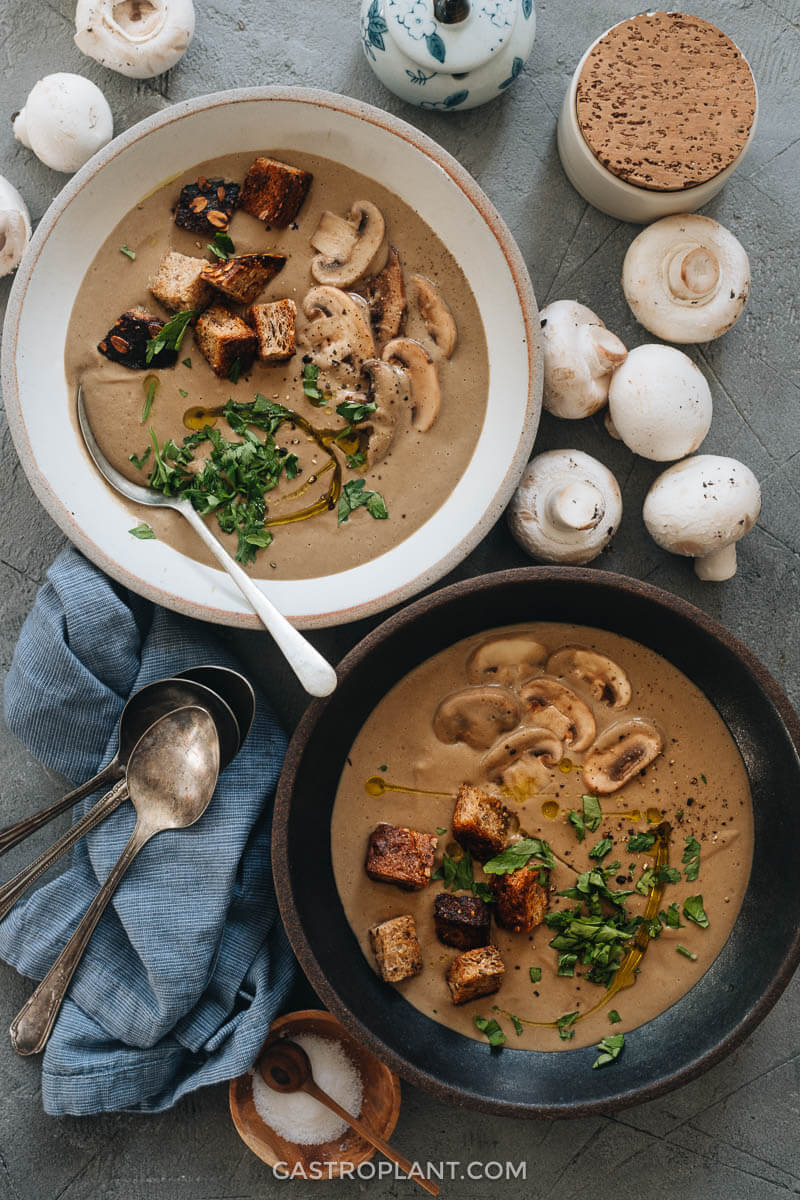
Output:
top-left (0, 0), bottom-right (799, 1196)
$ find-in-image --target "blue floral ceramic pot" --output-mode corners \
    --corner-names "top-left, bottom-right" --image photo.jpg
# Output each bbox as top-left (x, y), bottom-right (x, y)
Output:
top-left (360, 0), bottom-right (536, 110)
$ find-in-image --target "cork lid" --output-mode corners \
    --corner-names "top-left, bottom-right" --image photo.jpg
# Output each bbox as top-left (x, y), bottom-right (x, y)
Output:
top-left (576, 12), bottom-right (757, 192)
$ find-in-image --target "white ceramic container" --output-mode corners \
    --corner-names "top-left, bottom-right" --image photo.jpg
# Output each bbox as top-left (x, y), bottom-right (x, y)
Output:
top-left (2, 88), bottom-right (541, 630)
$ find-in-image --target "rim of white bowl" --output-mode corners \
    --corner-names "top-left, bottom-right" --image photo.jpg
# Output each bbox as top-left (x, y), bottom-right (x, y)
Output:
top-left (2, 87), bottom-right (541, 629)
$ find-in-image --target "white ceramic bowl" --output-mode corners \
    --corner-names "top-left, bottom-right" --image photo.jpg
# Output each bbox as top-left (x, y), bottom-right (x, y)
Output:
top-left (2, 87), bottom-right (541, 629)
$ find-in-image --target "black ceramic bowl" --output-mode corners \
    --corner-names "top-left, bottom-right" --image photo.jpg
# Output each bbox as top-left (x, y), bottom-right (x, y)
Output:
top-left (272, 568), bottom-right (800, 1117)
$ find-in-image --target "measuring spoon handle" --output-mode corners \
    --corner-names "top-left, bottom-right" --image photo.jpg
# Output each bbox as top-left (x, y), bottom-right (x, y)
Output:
top-left (10, 821), bottom-right (153, 1056)
top-left (0, 760), bottom-right (122, 857)
top-left (0, 778), bottom-right (130, 924)
top-left (176, 501), bottom-right (338, 699)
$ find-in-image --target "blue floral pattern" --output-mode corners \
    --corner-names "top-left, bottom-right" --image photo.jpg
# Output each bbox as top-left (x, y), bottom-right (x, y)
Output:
top-left (498, 54), bottom-right (524, 89)
top-left (420, 88), bottom-right (470, 109)
top-left (362, 0), bottom-right (388, 60)
top-left (397, 0), bottom-right (435, 38)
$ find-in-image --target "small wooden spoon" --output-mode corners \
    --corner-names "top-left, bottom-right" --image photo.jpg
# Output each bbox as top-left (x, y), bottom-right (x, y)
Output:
top-left (260, 1041), bottom-right (439, 1196)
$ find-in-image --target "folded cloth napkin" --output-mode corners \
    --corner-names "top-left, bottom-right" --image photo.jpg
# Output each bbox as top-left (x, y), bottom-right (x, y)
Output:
top-left (0, 546), bottom-right (295, 1115)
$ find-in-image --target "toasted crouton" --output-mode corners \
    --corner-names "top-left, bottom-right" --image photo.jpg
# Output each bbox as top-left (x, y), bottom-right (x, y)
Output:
top-left (194, 305), bottom-right (257, 378)
top-left (452, 784), bottom-right (511, 862)
top-left (174, 177), bottom-right (240, 234)
top-left (149, 251), bottom-right (214, 313)
top-left (369, 915), bottom-right (423, 983)
top-left (446, 945), bottom-right (505, 1005)
top-left (490, 867), bottom-right (548, 934)
top-left (434, 893), bottom-right (491, 951)
top-left (202, 252), bottom-right (286, 305)
top-left (97, 307), bottom-right (176, 370)
top-left (365, 822), bottom-right (438, 891)
top-left (248, 299), bottom-right (297, 362)
top-left (239, 156), bottom-right (313, 227)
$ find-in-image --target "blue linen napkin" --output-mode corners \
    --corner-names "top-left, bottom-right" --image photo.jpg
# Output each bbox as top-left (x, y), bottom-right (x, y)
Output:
top-left (0, 546), bottom-right (296, 1115)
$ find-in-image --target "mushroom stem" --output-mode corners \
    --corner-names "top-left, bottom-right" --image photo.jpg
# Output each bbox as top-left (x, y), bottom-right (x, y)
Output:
top-left (667, 245), bottom-right (720, 302)
top-left (695, 543), bottom-right (738, 582)
top-left (585, 325), bottom-right (628, 374)
top-left (546, 480), bottom-right (604, 531)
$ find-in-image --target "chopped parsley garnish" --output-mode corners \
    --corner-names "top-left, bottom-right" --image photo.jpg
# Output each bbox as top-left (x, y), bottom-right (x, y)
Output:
top-left (145, 309), bottom-right (197, 364)
top-left (302, 361), bottom-right (324, 404)
top-left (568, 810), bottom-right (585, 842)
top-left (129, 448), bottom-right (151, 470)
top-left (657, 866), bottom-right (682, 884)
top-left (700, 773), bottom-right (707, 784)
top-left (683, 895), bottom-right (709, 928)
top-left (336, 397), bottom-right (377, 425)
top-left (182, 357), bottom-right (192, 368)
top-left (582, 794), bottom-right (602, 832)
top-left (474, 1016), bottom-right (506, 1047)
top-left (482, 837), bottom-right (556, 875)
top-left (635, 867), bottom-right (655, 896)
top-left (677, 944), bottom-right (697, 960)
top-left (141, 376), bottom-right (157, 423)
top-left (626, 832), bottom-right (656, 852)
top-left (589, 836), bottom-right (613, 860)
top-left (471, 881), bottom-right (495, 904)
top-left (510, 1014), bottom-right (524, 1037)
top-left (120, 243), bottom-right (136, 260)
top-left (178, 388), bottom-right (188, 398)
top-left (592, 1033), bottom-right (624, 1069)
top-left (608, 1009), bottom-right (621, 1024)
top-left (337, 479), bottom-right (388, 526)
top-left (378, 764), bottom-right (387, 772)
top-left (557, 1011), bottom-right (579, 1040)
top-left (433, 848), bottom-right (474, 892)
top-left (435, 826), bottom-right (447, 837)
top-left (660, 902), bottom-right (682, 929)
top-left (128, 522), bottom-right (155, 540)
top-left (682, 835), bottom-right (701, 881)
top-left (345, 449), bottom-right (367, 470)
top-left (228, 357), bottom-right (242, 384)
top-left (550, 862), bottom-right (638, 986)
top-left (557, 952), bottom-right (578, 977)
top-left (207, 231), bottom-right (235, 260)
top-left (529, 967), bottom-right (542, 984)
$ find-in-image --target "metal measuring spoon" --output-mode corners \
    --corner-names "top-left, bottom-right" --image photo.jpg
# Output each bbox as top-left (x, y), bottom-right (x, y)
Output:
top-left (77, 387), bottom-right (337, 699)
top-left (10, 705), bottom-right (220, 1056)
top-left (0, 679), bottom-right (238, 922)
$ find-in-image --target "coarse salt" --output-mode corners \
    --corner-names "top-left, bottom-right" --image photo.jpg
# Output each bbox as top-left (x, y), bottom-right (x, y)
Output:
top-left (251, 1032), bottom-right (363, 1146)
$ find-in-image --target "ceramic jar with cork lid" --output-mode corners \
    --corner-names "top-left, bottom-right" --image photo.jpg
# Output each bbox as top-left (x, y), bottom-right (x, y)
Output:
top-left (360, 0), bottom-right (536, 110)
top-left (557, 11), bottom-right (758, 223)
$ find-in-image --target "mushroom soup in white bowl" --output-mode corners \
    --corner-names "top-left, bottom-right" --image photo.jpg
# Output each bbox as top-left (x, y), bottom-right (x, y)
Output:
top-left (2, 88), bottom-right (541, 628)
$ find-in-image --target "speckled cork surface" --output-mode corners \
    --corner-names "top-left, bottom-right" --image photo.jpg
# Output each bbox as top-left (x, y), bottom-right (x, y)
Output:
top-left (576, 12), bottom-right (757, 191)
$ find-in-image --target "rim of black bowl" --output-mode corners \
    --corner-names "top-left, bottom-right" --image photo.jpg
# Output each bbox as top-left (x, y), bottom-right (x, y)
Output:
top-left (273, 566), bottom-right (800, 1118)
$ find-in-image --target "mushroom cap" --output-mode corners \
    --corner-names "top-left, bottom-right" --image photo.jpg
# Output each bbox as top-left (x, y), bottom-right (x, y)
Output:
top-left (582, 718), bottom-right (664, 794)
top-left (643, 454), bottom-right (762, 565)
top-left (481, 726), bottom-right (564, 796)
top-left (546, 645), bottom-right (632, 709)
top-left (466, 635), bottom-right (548, 687)
top-left (433, 686), bottom-right (522, 751)
top-left (301, 285), bottom-right (376, 387)
top-left (622, 214), bottom-right (751, 344)
top-left (539, 299), bottom-right (628, 420)
top-left (507, 449), bottom-right (623, 565)
top-left (75, 0), bottom-right (195, 79)
top-left (382, 336), bottom-right (441, 432)
top-left (412, 274), bottom-right (457, 359)
top-left (13, 73), bottom-right (113, 173)
top-left (607, 344), bottom-right (712, 461)
top-left (360, 357), bottom-right (411, 467)
top-left (0, 175), bottom-right (31, 278)
top-left (519, 676), bottom-right (596, 752)
top-left (311, 200), bottom-right (386, 289)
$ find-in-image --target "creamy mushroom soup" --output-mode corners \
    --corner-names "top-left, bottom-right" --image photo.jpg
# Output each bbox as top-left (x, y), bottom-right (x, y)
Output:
top-left (332, 623), bottom-right (753, 1051)
top-left (65, 151), bottom-right (488, 580)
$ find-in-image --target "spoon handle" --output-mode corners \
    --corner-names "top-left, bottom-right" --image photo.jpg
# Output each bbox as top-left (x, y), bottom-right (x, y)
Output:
top-left (9, 821), bottom-right (152, 1056)
top-left (301, 1080), bottom-right (440, 1197)
top-left (0, 761), bottom-right (122, 857)
top-left (0, 779), bottom-right (130, 923)
top-left (176, 500), bottom-right (338, 699)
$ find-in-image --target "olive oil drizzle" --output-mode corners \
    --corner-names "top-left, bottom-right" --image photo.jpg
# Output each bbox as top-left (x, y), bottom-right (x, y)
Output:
top-left (364, 775), bottom-right (452, 799)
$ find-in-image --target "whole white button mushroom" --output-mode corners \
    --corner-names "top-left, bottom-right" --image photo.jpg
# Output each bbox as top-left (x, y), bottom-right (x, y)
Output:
top-left (75, 0), bottom-right (196, 79)
top-left (622, 214), bottom-right (750, 344)
top-left (0, 176), bottom-right (31, 277)
top-left (13, 74), bottom-right (113, 174)
top-left (540, 300), bottom-right (628, 419)
top-left (643, 454), bottom-right (761, 581)
top-left (607, 344), bottom-right (712, 461)
top-left (507, 449), bottom-right (622, 565)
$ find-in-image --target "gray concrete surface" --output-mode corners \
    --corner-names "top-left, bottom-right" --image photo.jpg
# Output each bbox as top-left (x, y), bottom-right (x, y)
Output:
top-left (1, 0), bottom-right (799, 1196)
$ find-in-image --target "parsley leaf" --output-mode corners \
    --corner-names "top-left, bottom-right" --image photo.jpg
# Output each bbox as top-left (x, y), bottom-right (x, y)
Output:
top-left (471, 881), bottom-right (495, 904)
top-left (474, 1016), bottom-right (506, 1047)
top-left (228, 356), bottom-right (242, 384)
top-left (635, 867), bottom-right (655, 896)
top-left (141, 376), bottom-right (158, 423)
top-left (302, 361), bottom-right (325, 404)
top-left (583, 794), bottom-right (602, 832)
top-left (608, 1009), bottom-right (622, 1024)
top-left (433, 849), bottom-right (474, 892)
top-left (557, 952), bottom-right (578, 977)
top-left (120, 243), bottom-right (136, 260)
top-left (510, 1014), bottom-right (524, 1037)
top-left (145, 309), bottom-right (197, 364)
top-left (336, 397), bottom-right (377, 425)
top-left (435, 827), bottom-right (447, 837)
top-left (529, 967), bottom-right (542, 984)
top-left (589, 836), bottom-right (613, 860)
top-left (337, 479), bottom-right (389, 525)
top-left (129, 448), bottom-right (151, 470)
top-left (660, 903), bottom-right (682, 929)
top-left (592, 1033), bottom-right (625, 1068)
top-left (128, 522), bottom-right (155, 540)
top-left (483, 837), bottom-right (556, 875)
top-left (182, 357), bottom-right (192, 368)
top-left (345, 449), bottom-right (367, 470)
top-left (627, 832), bottom-right (656, 852)
top-left (683, 895), bottom-right (709, 928)
top-left (677, 944), bottom-right (697, 960)
top-left (207, 231), bottom-right (235, 260)
top-left (657, 866), bottom-right (682, 884)
top-left (568, 810), bottom-right (586, 842)
top-left (682, 835), bottom-right (701, 882)
top-left (557, 1011), bottom-right (579, 1040)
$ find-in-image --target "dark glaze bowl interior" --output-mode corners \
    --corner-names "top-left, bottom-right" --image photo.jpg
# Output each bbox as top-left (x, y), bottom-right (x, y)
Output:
top-left (272, 568), bottom-right (800, 1117)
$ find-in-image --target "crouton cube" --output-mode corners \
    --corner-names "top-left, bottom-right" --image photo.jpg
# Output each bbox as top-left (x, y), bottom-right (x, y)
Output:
top-left (248, 298), bottom-right (297, 362)
top-left (365, 822), bottom-right (438, 891)
top-left (201, 252), bottom-right (286, 305)
top-left (174, 177), bottom-right (239, 234)
top-left (149, 251), bottom-right (214, 313)
top-left (489, 867), bottom-right (548, 934)
top-left (446, 945), bottom-right (505, 1005)
top-left (97, 307), bottom-right (176, 370)
top-left (369, 914), bottom-right (423, 983)
top-left (194, 305), bottom-right (257, 378)
top-left (239, 156), bottom-right (313, 227)
top-left (434, 893), bottom-right (491, 951)
top-left (452, 784), bottom-right (510, 862)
